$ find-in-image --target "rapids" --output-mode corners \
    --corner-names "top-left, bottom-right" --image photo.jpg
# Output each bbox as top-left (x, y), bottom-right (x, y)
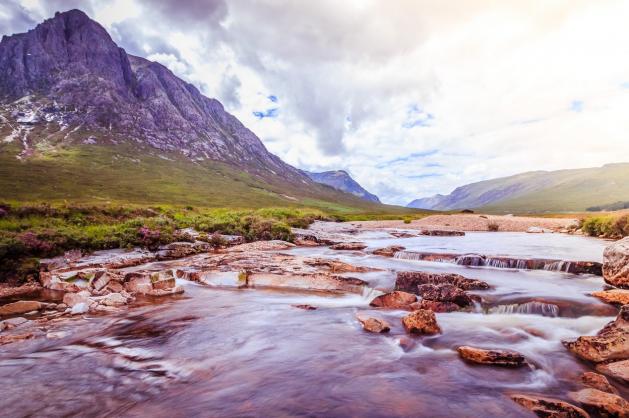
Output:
top-left (0, 229), bottom-right (625, 417)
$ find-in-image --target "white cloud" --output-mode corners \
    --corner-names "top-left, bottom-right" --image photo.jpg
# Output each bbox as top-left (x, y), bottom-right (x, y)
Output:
top-left (4, 0), bottom-right (629, 205)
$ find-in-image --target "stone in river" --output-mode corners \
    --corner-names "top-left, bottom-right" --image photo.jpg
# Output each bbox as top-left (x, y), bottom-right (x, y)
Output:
top-left (591, 289), bottom-right (629, 306)
top-left (416, 284), bottom-right (475, 307)
top-left (457, 346), bottom-right (526, 367)
top-left (401, 309), bottom-right (440, 335)
top-left (409, 300), bottom-right (460, 313)
top-left (292, 304), bottom-right (317, 310)
top-left (580, 372), bottom-right (618, 395)
top-left (420, 229), bottom-right (465, 236)
top-left (330, 242), bottom-right (367, 251)
top-left (356, 315), bottom-right (390, 333)
top-left (510, 394), bottom-right (590, 418)
top-left (0, 300), bottom-right (42, 316)
top-left (372, 245), bottom-right (405, 257)
top-left (568, 388), bottom-right (629, 418)
top-left (62, 290), bottom-right (91, 308)
top-left (370, 291), bottom-right (417, 309)
top-left (596, 360), bottom-right (629, 385)
top-left (396, 271), bottom-right (490, 292)
top-left (603, 237), bottom-right (629, 288)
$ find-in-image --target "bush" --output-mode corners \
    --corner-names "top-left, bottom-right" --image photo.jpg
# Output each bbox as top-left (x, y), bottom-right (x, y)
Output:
top-left (403, 217), bottom-right (412, 224)
top-left (487, 222), bottom-right (500, 232)
top-left (581, 214), bottom-right (629, 238)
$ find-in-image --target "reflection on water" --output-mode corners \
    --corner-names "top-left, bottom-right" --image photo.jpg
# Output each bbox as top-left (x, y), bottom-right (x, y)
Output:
top-left (0, 232), bottom-right (624, 417)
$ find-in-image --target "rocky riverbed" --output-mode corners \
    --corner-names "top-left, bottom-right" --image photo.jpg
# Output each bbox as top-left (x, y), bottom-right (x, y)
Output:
top-left (0, 222), bottom-right (627, 417)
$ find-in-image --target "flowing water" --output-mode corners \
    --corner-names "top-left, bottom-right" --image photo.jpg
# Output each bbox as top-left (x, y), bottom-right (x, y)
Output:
top-left (0, 230), bottom-right (624, 417)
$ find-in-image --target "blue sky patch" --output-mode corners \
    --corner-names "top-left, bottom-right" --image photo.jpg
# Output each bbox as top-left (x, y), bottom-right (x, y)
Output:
top-left (268, 95), bottom-right (278, 102)
top-left (570, 100), bottom-right (583, 112)
top-left (403, 103), bottom-right (435, 128)
top-left (253, 108), bottom-right (279, 119)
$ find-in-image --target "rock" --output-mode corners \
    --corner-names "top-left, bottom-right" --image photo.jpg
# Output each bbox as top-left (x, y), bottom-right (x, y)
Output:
top-left (396, 271), bottom-right (490, 292)
top-left (70, 303), bottom-right (89, 315)
top-left (369, 291), bottom-right (417, 309)
top-left (124, 273), bottom-right (153, 294)
top-left (303, 258), bottom-right (379, 273)
top-left (146, 286), bottom-right (184, 296)
top-left (569, 388), bottom-right (629, 418)
top-left (292, 304), bottom-right (317, 310)
top-left (409, 300), bottom-right (460, 312)
top-left (0, 300), bottom-right (42, 316)
top-left (0, 317), bottom-right (28, 331)
top-left (91, 271), bottom-right (111, 291)
top-left (416, 284), bottom-right (476, 307)
top-left (99, 293), bottom-right (128, 307)
top-left (603, 237), bottom-right (629, 288)
top-left (580, 372), bottom-right (618, 395)
top-left (420, 230), bottom-right (465, 236)
top-left (510, 394), bottom-right (590, 418)
top-left (389, 231), bottom-right (417, 238)
top-left (228, 241), bottom-right (296, 252)
top-left (457, 346), bottom-right (526, 367)
top-left (401, 309), bottom-right (441, 335)
top-left (330, 242), bottom-right (367, 251)
top-left (596, 360), bottom-right (629, 384)
top-left (0, 333), bottom-right (35, 346)
top-left (151, 275), bottom-right (176, 291)
top-left (591, 289), bottom-right (629, 306)
top-left (62, 290), bottom-right (91, 308)
top-left (156, 242), bottom-right (199, 260)
top-left (357, 315), bottom-right (390, 333)
top-left (372, 245), bottom-right (406, 257)
top-left (564, 306), bottom-right (629, 363)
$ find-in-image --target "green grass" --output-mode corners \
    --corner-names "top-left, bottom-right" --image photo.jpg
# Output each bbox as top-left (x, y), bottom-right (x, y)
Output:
top-left (580, 212), bottom-right (629, 238)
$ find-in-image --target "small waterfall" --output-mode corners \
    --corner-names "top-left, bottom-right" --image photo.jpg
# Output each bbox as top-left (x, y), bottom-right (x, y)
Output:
top-left (490, 301), bottom-right (559, 317)
top-left (394, 251), bottom-right (453, 263)
top-left (361, 286), bottom-right (383, 302)
top-left (455, 254), bottom-right (485, 266)
top-left (543, 261), bottom-right (573, 273)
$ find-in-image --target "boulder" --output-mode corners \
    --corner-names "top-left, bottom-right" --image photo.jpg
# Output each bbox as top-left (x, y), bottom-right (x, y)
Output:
top-left (457, 346), bottom-right (526, 367)
top-left (0, 300), bottom-right (42, 316)
top-left (62, 291), bottom-right (91, 308)
top-left (401, 309), bottom-right (441, 335)
top-left (416, 284), bottom-right (476, 307)
top-left (603, 237), bottom-right (629, 288)
top-left (596, 360), bottom-right (629, 384)
top-left (357, 316), bottom-right (390, 333)
top-left (569, 388), bottom-right (629, 418)
top-left (369, 291), bottom-right (417, 309)
top-left (409, 300), bottom-right (460, 313)
top-left (580, 372), bottom-right (618, 395)
top-left (372, 245), bottom-right (405, 257)
top-left (396, 271), bottom-right (490, 292)
top-left (510, 394), bottom-right (589, 418)
top-left (564, 306), bottom-right (629, 363)
top-left (330, 242), bottom-right (367, 251)
top-left (591, 289), bottom-right (629, 306)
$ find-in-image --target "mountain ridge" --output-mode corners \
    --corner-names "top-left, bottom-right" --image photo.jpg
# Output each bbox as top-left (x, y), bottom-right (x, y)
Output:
top-left (305, 170), bottom-right (380, 203)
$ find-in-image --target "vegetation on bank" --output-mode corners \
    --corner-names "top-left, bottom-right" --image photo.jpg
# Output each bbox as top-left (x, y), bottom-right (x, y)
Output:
top-left (580, 212), bottom-right (629, 238)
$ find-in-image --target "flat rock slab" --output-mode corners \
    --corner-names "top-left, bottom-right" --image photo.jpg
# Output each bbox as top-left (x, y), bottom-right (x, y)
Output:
top-left (330, 242), bottom-right (367, 251)
top-left (457, 346), bottom-right (526, 367)
top-left (591, 289), bottom-right (629, 306)
top-left (510, 394), bottom-right (589, 418)
top-left (569, 388), bottom-right (629, 418)
top-left (596, 359), bottom-right (629, 384)
top-left (0, 300), bottom-right (42, 316)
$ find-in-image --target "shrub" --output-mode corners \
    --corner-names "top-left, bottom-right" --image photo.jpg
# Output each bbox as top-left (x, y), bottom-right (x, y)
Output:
top-left (403, 217), bottom-right (412, 224)
top-left (209, 232), bottom-right (228, 251)
top-left (487, 222), bottom-right (500, 232)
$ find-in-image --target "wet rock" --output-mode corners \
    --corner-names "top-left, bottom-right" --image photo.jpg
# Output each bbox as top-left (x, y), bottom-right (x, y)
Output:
top-left (0, 333), bottom-right (35, 346)
top-left (0, 317), bottom-right (29, 331)
top-left (151, 271), bottom-right (176, 290)
top-left (0, 300), bottom-right (43, 316)
top-left (372, 245), bottom-right (406, 257)
top-left (409, 300), bottom-right (460, 312)
top-left (91, 271), bottom-right (112, 292)
top-left (247, 273), bottom-right (366, 294)
top-left (124, 273), bottom-right (153, 294)
top-left (591, 289), bottom-right (629, 306)
top-left (416, 284), bottom-right (476, 307)
top-left (420, 229), bottom-right (465, 236)
top-left (146, 286), bottom-right (184, 297)
top-left (303, 258), bottom-right (379, 273)
top-left (369, 291), bottom-right (417, 309)
top-left (330, 242), bottom-right (367, 251)
top-left (568, 388), bottom-right (629, 418)
top-left (70, 303), bottom-right (89, 315)
top-left (580, 372), bottom-right (618, 395)
top-left (228, 240), bottom-right (296, 252)
top-left (389, 231), bottom-right (417, 238)
top-left (156, 241), bottom-right (199, 260)
top-left (292, 304), bottom-right (317, 310)
top-left (603, 237), bottom-right (629, 288)
top-left (564, 306), bottom-right (629, 363)
top-left (99, 293), bottom-right (129, 307)
top-left (62, 291), bottom-right (91, 308)
top-left (457, 346), bottom-right (526, 367)
top-left (401, 309), bottom-right (441, 335)
top-left (357, 315), bottom-right (390, 333)
top-left (396, 271), bottom-right (490, 292)
top-left (596, 360), bottom-right (629, 384)
top-left (510, 394), bottom-right (590, 418)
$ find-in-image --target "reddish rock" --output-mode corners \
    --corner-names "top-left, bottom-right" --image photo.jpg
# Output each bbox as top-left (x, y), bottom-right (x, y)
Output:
top-left (62, 291), bottom-right (91, 308)
top-left (510, 394), bottom-right (590, 418)
top-left (457, 346), bottom-right (526, 367)
top-left (409, 300), bottom-right (460, 312)
top-left (357, 315), bottom-right (390, 333)
top-left (152, 276), bottom-right (176, 291)
top-left (124, 273), bottom-right (153, 294)
top-left (420, 229), bottom-right (465, 236)
top-left (330, 242), bottom-right (367, 251)
top-left (603, 237), bottom-right (629, 288)
top-left (304, 258), bottom-right (379, 273)
top-left (569, 388), bottom-right (629, 418)
top-left (396, 271), bottom-right (490, 292)
top-left (416, 284), bottom-right (476, 307)
top-left (372, 245), bottom-right (405, 257)
top-left (596, 360), bottom-right (629, 385)
top-left (580, 372), bottom-right (618, 395)
top-left (0, 333), bottom-right (35, 346)
top-left (0, 300), bottom-right (43, 316)
top-left (369, 291), bottom-right (417, 309)
top-left (402, 309), bottom-right (441, 335)
top-left (591, 289), bottom-right (629, 306)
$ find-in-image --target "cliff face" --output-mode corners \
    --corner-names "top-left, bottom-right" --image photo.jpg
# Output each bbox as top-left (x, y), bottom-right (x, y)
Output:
top-left (0, 9), bottom-right (308, 182)
top-left (306, 170), bottom-right (380, 203)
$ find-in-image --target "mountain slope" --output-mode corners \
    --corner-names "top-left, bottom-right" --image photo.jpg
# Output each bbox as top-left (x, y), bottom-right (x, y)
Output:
top-left (0, 9), bottom-right (410, 214)
top-left (305, 170), bottom-right (380, 203)
top-left (407, 163), bottom-right (629, 213)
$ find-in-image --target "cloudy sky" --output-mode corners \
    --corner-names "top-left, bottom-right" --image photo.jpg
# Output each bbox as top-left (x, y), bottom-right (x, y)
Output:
top-left (2, 0), bottom-right (629, 205)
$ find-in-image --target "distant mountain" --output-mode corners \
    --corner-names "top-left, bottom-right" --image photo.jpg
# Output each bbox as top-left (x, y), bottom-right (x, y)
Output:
top-left (407, 163), bottom-right (629, 213)
top-left (306, 170), bottom-right (380, 203)
top-left (0, 9), bottom-right (397, 211)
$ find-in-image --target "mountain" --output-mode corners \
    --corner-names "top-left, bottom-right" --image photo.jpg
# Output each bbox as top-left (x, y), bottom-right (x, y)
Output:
top-left (407, 163), bottom-right (629, 213)
top-left (0, 9), bottom-right (410, 214)
top-left (305, 170), bottom-right (380, 203)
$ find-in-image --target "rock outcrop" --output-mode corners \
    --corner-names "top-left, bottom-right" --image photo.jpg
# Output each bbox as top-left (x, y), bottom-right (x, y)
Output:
top-left (603, 237), bottom-right (629, 288)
